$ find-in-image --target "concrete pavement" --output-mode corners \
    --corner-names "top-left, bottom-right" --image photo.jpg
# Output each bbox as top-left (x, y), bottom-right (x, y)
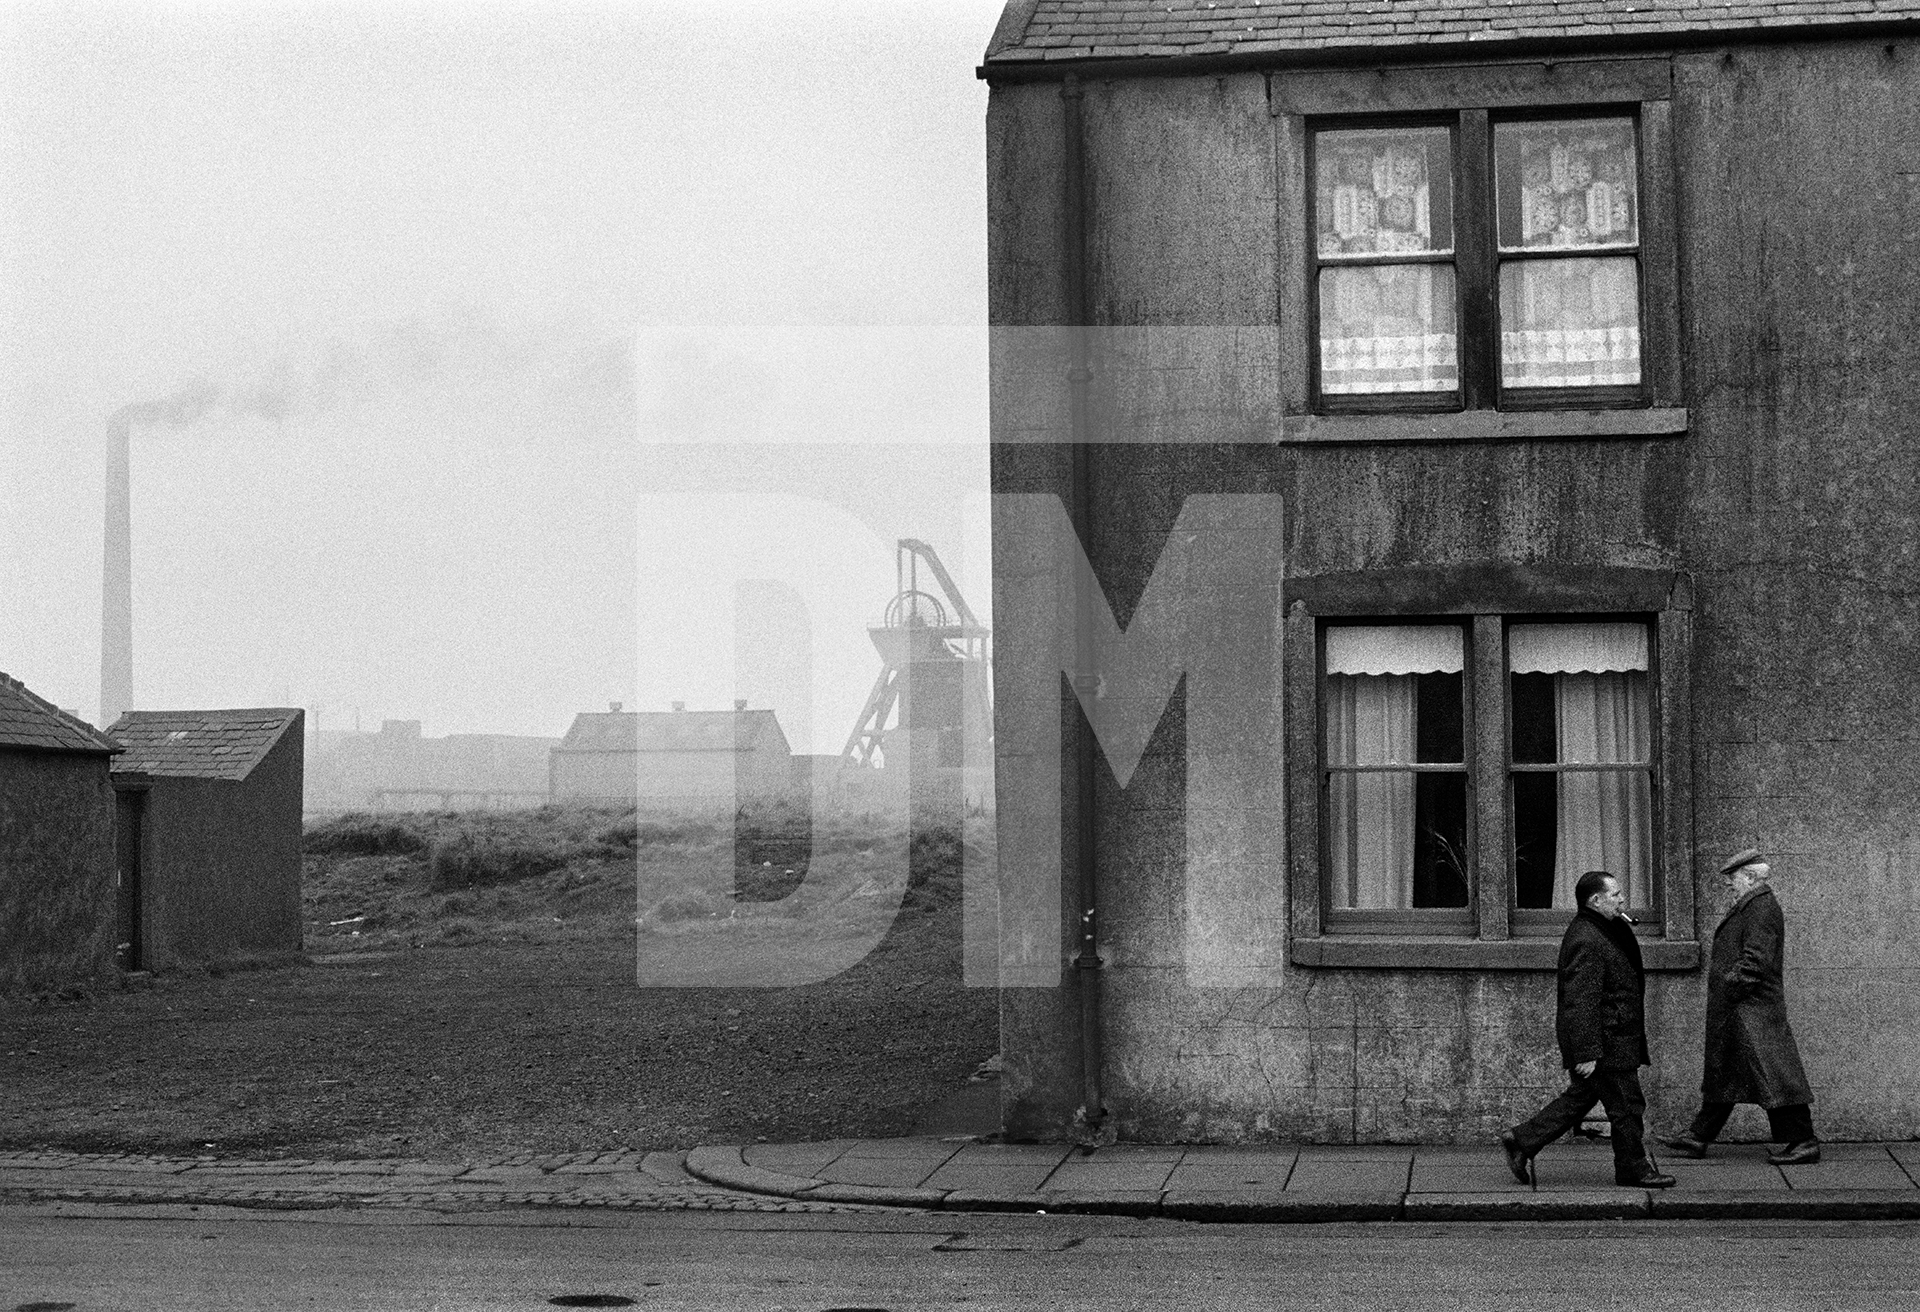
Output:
top-left (5, 1138), bottom-right (1919, 1222)
top-left (685, 1137), bottom-right (1920, 1222)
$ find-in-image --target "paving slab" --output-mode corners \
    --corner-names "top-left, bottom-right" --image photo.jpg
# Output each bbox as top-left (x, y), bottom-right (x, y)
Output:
top-left (1658, 1157), bottom-right (1789, 1191)
top-left (944, 1142), bottom-right (1073, 1166)
top-left (1782, 1152), bottom-right (1915, 1190)
top-left (832, 1138), bottom-right (965, 1160)
top-left (1284, 1156), bottom-right (1411, 1193)
top-left (744, 1141), bottom-right (850, 1178)
top-left (1164, 1151), bottom-right (1296, 1191)
top-left (1039, 1167), bottom-right (1178, 1195)
top-left (1409, 1147), bottom-right (1530, 1194)
top-left (922, 1161), bottom-right (1060, 1193)
top-left (1080, 1145), bottom-right (1185, 1161)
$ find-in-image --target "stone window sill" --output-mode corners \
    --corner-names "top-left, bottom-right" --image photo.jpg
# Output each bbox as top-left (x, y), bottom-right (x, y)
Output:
top-left (1289, 936), bottom-right (1701, 971)
top-left (1278, 407), bottom-right (1688, 445)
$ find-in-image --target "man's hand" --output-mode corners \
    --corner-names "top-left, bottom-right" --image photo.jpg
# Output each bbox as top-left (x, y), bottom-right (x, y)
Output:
top-left (1574, 1060), bottom-right (1598, 1078)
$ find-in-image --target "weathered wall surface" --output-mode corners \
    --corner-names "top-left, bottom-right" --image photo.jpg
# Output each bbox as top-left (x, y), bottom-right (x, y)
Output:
top-left (0, 751), bottom-right (116, 992)
top-left (989, 39), bottom-right (1920, 1142)
top-left (1674, 40), bottom-right (1920, 1140)
top-left (141, 724), bottom-right (303, 968)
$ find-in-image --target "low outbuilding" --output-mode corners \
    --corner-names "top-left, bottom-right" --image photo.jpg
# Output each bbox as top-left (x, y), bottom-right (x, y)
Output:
top-left (0, 672), bottom-right (121, 991)
top-left (107, 708), bottom-right (304, 970)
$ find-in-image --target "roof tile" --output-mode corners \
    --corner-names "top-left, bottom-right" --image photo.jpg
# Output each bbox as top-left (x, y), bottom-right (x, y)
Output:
top-left (108, 708), bottom-right (300, 780)
top-left (986, 0), bottom-right (1920, 63)
top-left (0, 673), bottom-right (119, 755)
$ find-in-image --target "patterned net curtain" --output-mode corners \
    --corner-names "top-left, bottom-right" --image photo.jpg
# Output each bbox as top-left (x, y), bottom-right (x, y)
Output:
top-left (1494, 119), bottom-right (1642, 389)
top-left (1315, 127), bottom-right (1457, 395)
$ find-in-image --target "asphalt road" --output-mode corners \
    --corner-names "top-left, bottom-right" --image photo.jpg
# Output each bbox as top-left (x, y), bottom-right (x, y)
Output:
top-left (5, 1204), bottom-right (1918, 1311)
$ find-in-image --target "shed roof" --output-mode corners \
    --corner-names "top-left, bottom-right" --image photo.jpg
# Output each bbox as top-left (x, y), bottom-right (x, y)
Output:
top-left (107, 708), bottom-right (301, 781)
top-left (984, 0), bottom-right (1920, 66)
top-left (555, 709), bottom-right (791, 756)
top-left (0, 672), bottom-right (120, 755)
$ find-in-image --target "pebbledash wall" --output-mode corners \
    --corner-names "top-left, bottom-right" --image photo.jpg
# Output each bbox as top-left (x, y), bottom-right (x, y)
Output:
top-left (983, 6), bottom-right (1920, 1143)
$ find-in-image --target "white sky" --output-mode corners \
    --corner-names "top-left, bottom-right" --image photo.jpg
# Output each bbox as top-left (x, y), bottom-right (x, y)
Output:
top-left (0, 0), bottom-right (1003, 749)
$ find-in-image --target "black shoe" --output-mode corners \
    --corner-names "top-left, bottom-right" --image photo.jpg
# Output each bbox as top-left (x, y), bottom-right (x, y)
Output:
top-left (1658, 1132), bottom-right (1709, 1159)
top-left (1767, 1140), bottom-right (1821, 1166)
top-left (1617, 1166), bottom-right (1677, 1189)
top-left (1499, 1131), bottom-right (1534, 1185)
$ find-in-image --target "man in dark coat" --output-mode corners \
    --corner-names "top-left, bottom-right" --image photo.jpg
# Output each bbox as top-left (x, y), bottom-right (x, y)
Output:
top-left (1660, 848), bottom-right (1820, 1165)
top-left (1502, 870), bottom-right (1676, 1188)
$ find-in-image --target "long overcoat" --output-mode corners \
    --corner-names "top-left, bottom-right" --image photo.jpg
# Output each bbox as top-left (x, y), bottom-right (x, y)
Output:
top-left (1702, 884), bottom-right (1814, 1107)
top-left (1556, 908), bottom-right (1651, 1072)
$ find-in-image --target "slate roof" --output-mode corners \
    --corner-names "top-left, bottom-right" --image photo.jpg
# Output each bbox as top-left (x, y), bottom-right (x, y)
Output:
top-left (107, 708), bottom-right (302, 781)
top-left (0, 672), bottom-right (120, 755)
top-left (555, 709), bottom-right (791, 756)
top-left (984, 0), bottom-right (1920, 65)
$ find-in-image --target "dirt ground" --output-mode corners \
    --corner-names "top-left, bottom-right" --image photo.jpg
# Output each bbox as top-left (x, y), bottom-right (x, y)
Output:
top-left (0, 814), bottom-right (1000, 1161)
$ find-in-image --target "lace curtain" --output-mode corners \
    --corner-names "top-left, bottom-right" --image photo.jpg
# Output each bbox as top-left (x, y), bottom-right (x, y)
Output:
top-left (1495, 117), bottom-right (1642, 390)
top-left (1315, 125), bottom-right (1457, 396)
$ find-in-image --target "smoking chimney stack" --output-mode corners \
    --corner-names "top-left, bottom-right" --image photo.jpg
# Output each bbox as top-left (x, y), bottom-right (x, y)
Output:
top-left (100, 413), bottom-right (133, 727)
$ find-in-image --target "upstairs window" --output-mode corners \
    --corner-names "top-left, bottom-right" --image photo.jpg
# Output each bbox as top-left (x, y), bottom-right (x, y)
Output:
top-left (1309, 111), bottom-right (1649, 414)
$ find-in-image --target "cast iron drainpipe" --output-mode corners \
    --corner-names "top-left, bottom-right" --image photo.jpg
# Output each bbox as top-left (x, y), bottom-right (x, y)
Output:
top-left (1062, 71), bottom-right (1106, 1141)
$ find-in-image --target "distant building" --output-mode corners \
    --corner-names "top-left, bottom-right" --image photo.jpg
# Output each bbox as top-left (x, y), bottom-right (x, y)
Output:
top-left (108, 709), bottom-right (304, 970)
top-left (0, 672), bottom-right (119, 992)
top-left (305, 718), bottom-right (555, 812)
top-left (551, 701), bottom-right (795, 812)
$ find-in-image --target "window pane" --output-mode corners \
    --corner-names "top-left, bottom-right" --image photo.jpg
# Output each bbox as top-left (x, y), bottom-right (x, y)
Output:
top-left (1326, 672), bottom-right (1415, 766)
top-left (1508, 652), bottom-right (1655, 911)
top-left (1494, 118), bottom-right (1637, 251)
top-left (1512, 769), bottom-right (1652, 909)
top-left (1329, 771), bottom-right (1468, 910)
top-left (1319, 264), bottom-right (1458, 394)
top-left (1315, 126), bottom-right (1453, 256)
top-left (1324, 666), bottom-right (1467, 911)
top-left (1499, 256), bottom-right (1640, 388)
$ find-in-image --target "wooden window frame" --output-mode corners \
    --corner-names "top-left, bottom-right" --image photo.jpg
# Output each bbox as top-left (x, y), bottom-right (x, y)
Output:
top-left (1275, 58), bottom-right (1684, 441)
top-left (1284, 565), bottom-right (1699, 971)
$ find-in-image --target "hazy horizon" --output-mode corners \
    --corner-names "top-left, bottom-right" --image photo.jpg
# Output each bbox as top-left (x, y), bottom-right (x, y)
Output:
top-left (1, 0), bottom-right (1004, 751)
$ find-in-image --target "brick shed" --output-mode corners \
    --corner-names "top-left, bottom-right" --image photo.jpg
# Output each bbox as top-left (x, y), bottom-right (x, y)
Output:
top-left (0, 672), bottom-right (121, 991)
top-left (107, 708), bottom-right (304, 970)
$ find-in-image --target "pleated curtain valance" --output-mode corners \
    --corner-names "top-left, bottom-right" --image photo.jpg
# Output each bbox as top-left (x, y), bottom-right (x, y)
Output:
top-left (1508, 622), bottom-right (1647, 674)
top-left (1324, 625), bottom-right (1464, 676)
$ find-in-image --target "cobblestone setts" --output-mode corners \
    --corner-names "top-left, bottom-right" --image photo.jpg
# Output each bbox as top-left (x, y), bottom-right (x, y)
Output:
top-left (0, 1149), bottom-right (869, 1215)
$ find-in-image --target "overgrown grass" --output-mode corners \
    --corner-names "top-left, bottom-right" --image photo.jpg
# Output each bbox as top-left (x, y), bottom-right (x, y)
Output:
top-left (301, 803), bottom-right (978, 958)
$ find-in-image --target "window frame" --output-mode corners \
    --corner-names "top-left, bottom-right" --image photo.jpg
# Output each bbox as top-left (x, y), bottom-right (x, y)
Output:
top-left (1285, 565), bottom-right (1698, 971)
top-left (1274, 58), bottom-right (1684, 441)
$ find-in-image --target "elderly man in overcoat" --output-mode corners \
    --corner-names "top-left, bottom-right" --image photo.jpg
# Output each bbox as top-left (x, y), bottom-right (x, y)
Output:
top-left (1660, 848), bottom-right (1820, 1165)
top-left (1501, 869), bottom-right (1676, 1189)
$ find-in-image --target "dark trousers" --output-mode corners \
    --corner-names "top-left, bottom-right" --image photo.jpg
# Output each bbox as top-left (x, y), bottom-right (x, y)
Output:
top-left (1509, 1067), bottom-right (1649, 1175)
top-left (1687, 1101), bottom-right (1817, 1145)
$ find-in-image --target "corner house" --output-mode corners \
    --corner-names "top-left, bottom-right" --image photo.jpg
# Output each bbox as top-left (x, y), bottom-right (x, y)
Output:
top-left (982, 0), bottom-right (1920, 1143)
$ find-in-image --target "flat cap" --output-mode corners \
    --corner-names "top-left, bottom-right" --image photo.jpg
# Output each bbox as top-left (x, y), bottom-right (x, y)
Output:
top-left (1718, 847), bottom-right (1764, 876)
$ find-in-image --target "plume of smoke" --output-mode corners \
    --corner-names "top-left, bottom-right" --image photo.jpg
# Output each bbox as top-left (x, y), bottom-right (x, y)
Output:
top-left (112, 308), bottom-right (635, 433)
